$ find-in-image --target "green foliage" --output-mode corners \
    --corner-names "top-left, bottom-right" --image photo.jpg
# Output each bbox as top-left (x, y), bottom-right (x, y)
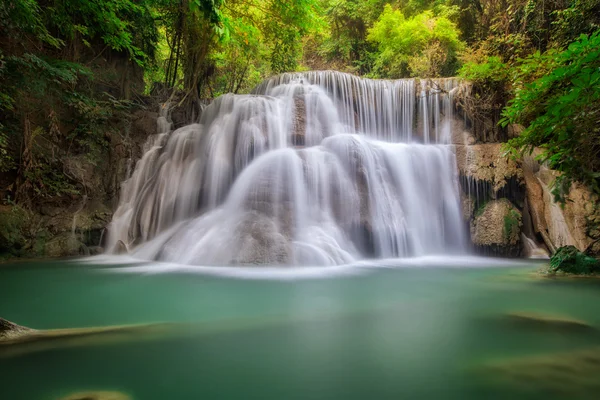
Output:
top-left (502, 31), bottom-right (600, 201)
top-left (503, 209), bottom-right (520, 241)
top-left (458, 55), bottom-right (507, 84)
top-left (314, 0), bottom-right (386, 73)
top-left (47, 0), bottom-right (158, 66)
top-left (367, 5), bottom-right (464, 78)
top-left (549, 245), bottom-right (600, 274)
top-left (0, 206), bottom-right (28, 255)
top-left (263, 0), bottom-right (322, 73)
top-left (551, 0), bottom-right (600, 47)
top-left (0, 0), bottom-right (62, 47)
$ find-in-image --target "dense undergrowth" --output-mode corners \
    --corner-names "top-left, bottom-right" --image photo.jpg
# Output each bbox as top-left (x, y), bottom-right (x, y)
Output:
top-left (549, 246), bottom-right (600, 275)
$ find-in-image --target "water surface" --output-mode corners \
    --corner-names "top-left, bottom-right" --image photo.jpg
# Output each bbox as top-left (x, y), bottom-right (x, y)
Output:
top-left (1, 257), bottom-right (599, 399)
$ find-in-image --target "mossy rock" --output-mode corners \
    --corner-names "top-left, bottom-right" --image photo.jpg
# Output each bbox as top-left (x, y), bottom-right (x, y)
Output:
top-left (549, 245), bottom-right (600, 275)
top-left (470, 199), bottom-right (522, 256)
top-left (44, 233), bottom-right (86, 257)
top-left (58, 391), bottom-right (131, 400)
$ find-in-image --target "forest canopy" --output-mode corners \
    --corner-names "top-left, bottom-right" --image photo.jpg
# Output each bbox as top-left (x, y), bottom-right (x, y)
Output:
top-left (1, 0), bottom-right (600, 204)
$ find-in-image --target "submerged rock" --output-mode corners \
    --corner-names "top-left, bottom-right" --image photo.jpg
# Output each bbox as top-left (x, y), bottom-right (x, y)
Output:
top-left (0, 317), bottom-right (35, 341)
top-left (0, 317), bottom-right (186, 359)
top-left (58, 391), bottom-right (131, 400)
top-left (470, 199), bottom-right (522, 256)
top-left (480, 347), bottom-right (600, 398)
top-left (503, 311), bottom-right (596, 332)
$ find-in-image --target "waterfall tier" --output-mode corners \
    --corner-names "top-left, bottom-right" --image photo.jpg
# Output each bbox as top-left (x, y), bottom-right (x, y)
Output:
top-left (108, 71), bottom-right (467, 266)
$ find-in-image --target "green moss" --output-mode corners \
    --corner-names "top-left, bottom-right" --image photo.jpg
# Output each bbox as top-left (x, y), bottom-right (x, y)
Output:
top-left (549, 245), bottom-right (600, 275)
top-left (503, 209), bottom-right (520, 241)
top-left (475, 201), bottom-right (488, 218)
top-left (0, 206), bottom-right (28, 256)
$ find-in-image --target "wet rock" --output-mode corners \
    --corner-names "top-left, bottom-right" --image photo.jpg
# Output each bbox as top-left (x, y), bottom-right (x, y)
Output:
top-left (461, 193), bottom-right (475, 222)
top-left (455, 143), bottom-right (524, 197)
top-left (471, 199), bottom-right (522, 256)
top-left (292, 96), bottom-right (306, 147)
top-left (58, 392), bottom-right (131, 400)
top-left (114, 240), bottom-right (128, 254)
top-left (233, 211), bottom-right (291, 265)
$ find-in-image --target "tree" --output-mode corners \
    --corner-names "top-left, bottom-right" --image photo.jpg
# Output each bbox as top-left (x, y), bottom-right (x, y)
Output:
top-left (367, 4), bottom-right (464, 77)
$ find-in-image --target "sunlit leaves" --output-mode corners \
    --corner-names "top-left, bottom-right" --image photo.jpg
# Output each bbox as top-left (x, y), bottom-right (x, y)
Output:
top-left (367, 4), bottom-right (464, 77)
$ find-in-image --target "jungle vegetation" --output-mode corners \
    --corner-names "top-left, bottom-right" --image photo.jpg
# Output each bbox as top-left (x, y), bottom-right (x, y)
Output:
top-left (0, 0), bottom-right (599, 205)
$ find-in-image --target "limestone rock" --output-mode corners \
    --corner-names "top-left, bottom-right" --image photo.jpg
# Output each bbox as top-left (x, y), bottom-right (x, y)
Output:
top-left (470, 199), bottom-right (522, 256)
top-left (455, 143), bottom-right (523, 196)
top-left (292, 96), bottom-right (306, 147)
top-left (523, 152), bottom-right (600, 255)
top-left (460, 193), bottom-right (475, 222)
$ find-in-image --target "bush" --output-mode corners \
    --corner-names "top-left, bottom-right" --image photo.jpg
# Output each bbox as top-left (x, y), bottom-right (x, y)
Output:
top-left (549, 245), bottom-right (600, 274)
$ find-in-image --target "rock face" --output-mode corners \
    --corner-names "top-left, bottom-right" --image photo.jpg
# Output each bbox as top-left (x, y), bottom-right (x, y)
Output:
top-left (455, 143), bottom-right (523, 197)
top-left (455, 143), bottom-right (527, 256)
top-left (0, 106), bottom-right (159, 260)
top-left (470, 199), bottom-right (522, 256)
top-left (523, 152), bottom-right (600, 255)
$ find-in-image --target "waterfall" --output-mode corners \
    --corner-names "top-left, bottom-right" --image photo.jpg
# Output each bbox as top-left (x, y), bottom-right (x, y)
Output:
top-left (107, 71), bottom-right (467, 266)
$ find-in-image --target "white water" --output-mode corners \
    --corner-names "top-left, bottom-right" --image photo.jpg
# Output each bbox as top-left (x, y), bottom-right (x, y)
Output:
top-left (107, 71), bottom-right (467, 266)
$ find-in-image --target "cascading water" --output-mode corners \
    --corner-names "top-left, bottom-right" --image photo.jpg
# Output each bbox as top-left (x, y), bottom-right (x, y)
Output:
top-left (107, 71), bottom-right (468, 266)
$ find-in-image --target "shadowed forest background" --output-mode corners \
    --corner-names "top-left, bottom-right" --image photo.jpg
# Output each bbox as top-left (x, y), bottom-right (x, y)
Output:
top-left (0, 0), bottom-right (599, 259)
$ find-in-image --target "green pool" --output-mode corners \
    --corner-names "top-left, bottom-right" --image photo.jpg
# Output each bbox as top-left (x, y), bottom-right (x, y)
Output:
top-left (1, 257), bottom-right (599, 399)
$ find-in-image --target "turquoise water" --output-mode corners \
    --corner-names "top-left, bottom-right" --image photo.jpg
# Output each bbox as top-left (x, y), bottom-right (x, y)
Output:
top-left (1, 258), bottom-right (600, 399)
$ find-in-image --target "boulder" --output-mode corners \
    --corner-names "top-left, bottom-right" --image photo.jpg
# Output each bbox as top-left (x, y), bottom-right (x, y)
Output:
top-left (470, 199), bottom-right (522, 256)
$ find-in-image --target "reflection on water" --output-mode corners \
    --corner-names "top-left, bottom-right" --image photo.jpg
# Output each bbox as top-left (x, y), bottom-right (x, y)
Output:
top-left (1, 258), bottom-right (599, 399)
